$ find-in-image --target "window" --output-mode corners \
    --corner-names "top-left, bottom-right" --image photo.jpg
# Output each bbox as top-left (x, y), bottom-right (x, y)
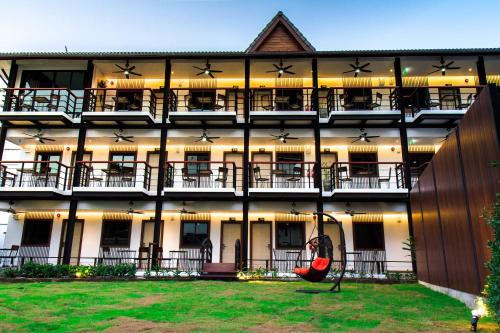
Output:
top-left (101, 220), bottom-right (132, 247)
top-left (35, 152), bottom-right (61, 174)
top-left (349, 152), bottom-right (378, 176)
top-left (22, 219), bottom-right (52, 246)
top-left (353, 222), bottom-right (385, 250)
top-left (276, 152), bottom-right (303, 175)
top-left (181, 221), bottom-right (209, 247)
top-left (109, 152), bottom-right (136, 175)
top-left (185, 152), bottom-right (210, 176)
top-left (20, 70), bottom-right (85, 90)
top-left (276, 222), bottom-right (305, 249)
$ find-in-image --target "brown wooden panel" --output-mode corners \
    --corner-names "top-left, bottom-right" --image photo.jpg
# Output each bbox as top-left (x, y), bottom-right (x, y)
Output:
top-left (410, 182), bottom-right (429, 282)
top-left (417, 164), bottom-right (449, 288)
top-left (458, 87), bottom-right (498, 287)
top-left (432, 132), bottom-right (480, 294)
top-left (256, 23), bottom-right (305, 52)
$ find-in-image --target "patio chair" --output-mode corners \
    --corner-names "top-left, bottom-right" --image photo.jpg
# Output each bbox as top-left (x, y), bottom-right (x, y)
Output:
top-left (46, 93), bottom-right (61, 111)
top-left (369, 92), bottom-right (383, 110)
top-left (260, 95), bottom-right (274, 111)
top-left (339, 93), bottom-right (354, 110)
top-left (253, 167), bottom-right (269, 188)
top-left (338, 166), bottom-right (352, 189)
top-left (214, 167), bottom-right (228, 187)
top-left (287, 166), bottom-right (303, 187)
top-left (213, 94), bottom-right (226, 110)
top-left (378, 168), bottom-right (392, 188)
top-left (457, 93), bottom-right (473, 109)
top-left (181, 167), bottom-right (197, 187)
top-left (426, 92), bottom-right (441, 109)
top-left (289, 95), bottom-right (303, 110)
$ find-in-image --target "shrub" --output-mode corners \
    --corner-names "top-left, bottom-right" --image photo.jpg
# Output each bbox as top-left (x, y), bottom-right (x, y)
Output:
top-left (5, 262), bottom-right (137, 279)
top-left (485, 192), bottom-right (500, 324)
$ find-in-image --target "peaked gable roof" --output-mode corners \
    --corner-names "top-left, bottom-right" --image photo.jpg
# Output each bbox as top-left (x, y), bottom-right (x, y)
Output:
top-left (246, 11), bottom-right (315, 53)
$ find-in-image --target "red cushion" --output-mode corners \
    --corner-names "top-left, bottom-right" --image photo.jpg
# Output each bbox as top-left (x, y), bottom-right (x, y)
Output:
top-left (311, 257), bottom-right (330, 271)
top-left (294, 267), bottom-right (309, 275)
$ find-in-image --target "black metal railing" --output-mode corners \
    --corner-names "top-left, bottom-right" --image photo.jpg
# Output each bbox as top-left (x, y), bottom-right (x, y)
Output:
top-left (250, 88), bottom-right (315, 111)
top-left (169, 88), bottom-right (244, 116)
top-left (249, 161), bottom-right (317, 189)
top-left (3, 88), bottom-right (83, 117)
top-left (77, 161), bottom-right (155, 191)
top-left (164, 161), bottom-right (241, 190)
top-left (322, 162), bottom-right (406, 191)
top-left (0, 161), bottom-right (72, 190)
top-left (403, 86), bottom-right (481, 117)
top-left (86, 88), bottom-right (159, 118)
top-left (323, 87), bottom-right (398, 115)
top-left (235, 239), bottom-right (242, 271)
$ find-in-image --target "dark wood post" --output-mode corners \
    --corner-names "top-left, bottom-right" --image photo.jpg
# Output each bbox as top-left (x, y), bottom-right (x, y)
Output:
top-left (152, 59), bottom-right (171, 263)
top-left (3, 60), bottom-right (18, 112)
top-left (476, 56), bottom-right (487, 86)
top-left (241, 58), bottom-right (250, 268)
top-left (312, 58), bottom-right (324, 239)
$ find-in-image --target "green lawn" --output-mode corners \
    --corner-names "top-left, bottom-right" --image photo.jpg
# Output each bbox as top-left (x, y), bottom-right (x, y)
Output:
top-left (0, 281), bottom-right (497, 332)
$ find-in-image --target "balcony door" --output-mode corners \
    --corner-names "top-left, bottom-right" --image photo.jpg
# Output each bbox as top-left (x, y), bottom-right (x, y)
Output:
top-left (223, 152), bottom-right (243, 189)
top-left (58, 219), bottom-right (84, 265)
top-left (108, 152), bottom-right (136, 186)
top-left (321, 152), bottom-right (338, 191)
top-left (146, 151), bottom-right (164, 192)
top-left (220, 221), bottom-right (242, 263)
top-left (250, 221), bottom-right (272, 269)
top-left (185, 152), bottom-right (210, 176)
top-left (34, 152), bottom-right (62, 187)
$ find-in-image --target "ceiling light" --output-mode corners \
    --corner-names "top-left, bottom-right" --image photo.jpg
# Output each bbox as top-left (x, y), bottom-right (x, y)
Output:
top-left (124, 70), bottom-right (129, 75)
top-left (389, 69), bottom-right (393, 73)
top-left (204, 70), bottom-right (210, 75)
top-left (441, 68), bottom-right (446, 72)
top-left (468, 68), bottom-right (473, 72)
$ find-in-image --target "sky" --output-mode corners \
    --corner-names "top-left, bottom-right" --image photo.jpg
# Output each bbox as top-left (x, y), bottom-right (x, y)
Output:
top-left (1, 0), bottom-right (500, 52)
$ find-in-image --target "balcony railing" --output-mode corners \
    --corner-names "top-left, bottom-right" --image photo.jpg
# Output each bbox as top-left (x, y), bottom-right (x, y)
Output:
top-left (323, 87), bottom-right (398, 115)
top-left (250, 88), bottom-right (315, 111)
top-left (86, 88), bottom-right (159, 118)
top-left (249, 161), bottom-right (317, 189)
top-left (164, 161), bottom-right (241, 190)
top-left (0, 161), bottom-right (72, 190)
top-left (3, 88), bottom-right (83, 117)
top-left (322, 162), bottom-right (406, 191)
top-left (403, 86), bottom-right (480, 117)
top-left (169, 88), bottom-right (244, 116)
top-left (77, 161), bottom-right (156, 191)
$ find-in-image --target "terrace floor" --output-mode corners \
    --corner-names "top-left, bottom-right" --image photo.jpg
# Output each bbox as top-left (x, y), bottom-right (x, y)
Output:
top-left (0, 281), bottom-right (497, 332)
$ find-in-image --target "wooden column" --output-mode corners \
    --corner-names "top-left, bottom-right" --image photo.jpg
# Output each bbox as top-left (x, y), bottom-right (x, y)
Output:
top-left (476, 56), bottom-right (487, 86)
top-left (312, 58), bottom-right (324, 238)
top-left (241, 58), bottom-right (250, 268)
top-left (2, 60), bottom-right (18, 111)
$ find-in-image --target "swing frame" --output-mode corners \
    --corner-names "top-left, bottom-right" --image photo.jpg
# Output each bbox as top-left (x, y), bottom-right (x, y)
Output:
top-left (295, 212), bottom-right (347, 294)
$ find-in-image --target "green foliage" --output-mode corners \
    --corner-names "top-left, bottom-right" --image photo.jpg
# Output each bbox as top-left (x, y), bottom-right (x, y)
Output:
top-left (402, 237), bottom-right (416, 263)
top-left (485, 192), bottom-right (500, 324)
top-left (0, 262), bottom-right (136, 279)
top-left (385, 271), bottom-right (416, 282)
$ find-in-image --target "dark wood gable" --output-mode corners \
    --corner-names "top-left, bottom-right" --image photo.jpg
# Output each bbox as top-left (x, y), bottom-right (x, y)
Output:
top-left (246, 11), bottom-right (315, 53)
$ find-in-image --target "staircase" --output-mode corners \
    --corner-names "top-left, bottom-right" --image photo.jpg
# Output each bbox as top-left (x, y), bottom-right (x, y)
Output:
top-left (200, 263), bottom-right (238, 280)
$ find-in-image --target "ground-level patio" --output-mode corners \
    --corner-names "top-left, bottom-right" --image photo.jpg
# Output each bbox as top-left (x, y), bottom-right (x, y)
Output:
top-left (0, 281), bottom-right (497, 332)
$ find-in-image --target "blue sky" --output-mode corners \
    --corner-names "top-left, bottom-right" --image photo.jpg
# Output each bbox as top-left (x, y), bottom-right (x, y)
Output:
top-left (1, 0), bottom-right (500, 52)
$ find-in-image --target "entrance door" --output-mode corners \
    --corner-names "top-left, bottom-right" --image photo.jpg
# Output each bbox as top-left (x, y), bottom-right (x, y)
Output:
top-left (251, 152), bottom-right (272, 187)
top-left (58, 219), bottom-right (84, 264)
top-left (321, 152), bottom-right (338, 191)
top-left (146, 151), bottom-right (162, 192)
top-left (224, 152), bottom-right (243, 189)
top-left (141, 219), bottom-right (163, 248)
top-left (324, 222), bottom-right (342, 261)
top-left (250, 221), bottom-right (272, 269)
top-left (220, 222), bottom-right (242, 263)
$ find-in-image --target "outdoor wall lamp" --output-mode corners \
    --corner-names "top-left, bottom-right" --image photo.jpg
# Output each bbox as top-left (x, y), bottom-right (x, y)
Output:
top-left (470, 309), bottom-right (480, 331)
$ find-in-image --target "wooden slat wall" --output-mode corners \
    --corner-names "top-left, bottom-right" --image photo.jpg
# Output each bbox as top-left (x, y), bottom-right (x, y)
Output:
top-left (256, 23), bottom-right (305, 52)
top-left (410, 85), bottom-right (499, 295)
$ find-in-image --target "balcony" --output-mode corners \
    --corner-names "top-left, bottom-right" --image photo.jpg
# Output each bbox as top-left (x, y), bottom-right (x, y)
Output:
top-left (0, 161), bottom-right (72, 197)
top-left (249, 88), bottom-right (317, 125)
top-left (168, 89), bottom-right (244, 125)
top-left (83, 88), bottom-right (160, 125)
top-left (163, 161), bottom-right (242, 199)
top-left (404, 86), bottom-right (479, 125)
top-left (322, 162), bottom-right (408, 200)
top-left (320, 87), bottom-right (401, 126)
top-left (248, 161), bottom-right (319, 198)
top-left (0, 88), bottom-right (82, 126)
top-left (73, 161), bottom-right (156, 198)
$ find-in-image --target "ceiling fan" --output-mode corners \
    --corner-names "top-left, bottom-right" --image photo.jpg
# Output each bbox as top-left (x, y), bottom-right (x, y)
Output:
top-left (343, 58), bottom-right (372, 77)
top-left (344, 203), bottom-right (366, 217)
top-left (122, 201), bottom-right (144, 215)
top-left (348, 128), bottom-right (380, 143)
top-left (22, 129), bottom-right (55, 144)
top-left (270, 129), bottom-right (298, 144)
top-left (428, 57), bottom-right (461, 76)
top-left (191, 129), bottom-right (220, 143)
top-left (193, 60), bottom-right (223, 78)
top-left (266, 59), bottom-right (295, 78)
top-left (108, 129), bottom-right (134, 143)
top-left (0, 201), bottom-right (24, 214)
top-left (290, 202), bottom-right (309, 216)
top-left (178, 202), bottom-right (196, 215)
top-left (113, 59), bottom-right (142, 79)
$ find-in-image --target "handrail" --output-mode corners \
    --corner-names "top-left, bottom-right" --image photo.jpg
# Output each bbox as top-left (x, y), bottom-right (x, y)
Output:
top-left (78, 160), bottom-right (154, 168)
top-left (4, 87), bottom-right (80, 99)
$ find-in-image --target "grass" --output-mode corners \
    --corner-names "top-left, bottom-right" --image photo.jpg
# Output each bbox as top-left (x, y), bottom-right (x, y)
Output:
top-left (0, 281), bottom-right (497, 332)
